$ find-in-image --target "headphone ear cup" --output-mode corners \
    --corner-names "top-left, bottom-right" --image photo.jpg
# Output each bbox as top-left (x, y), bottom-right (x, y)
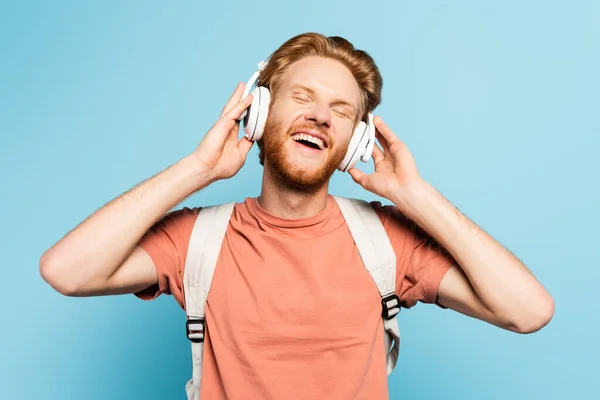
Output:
top-left (243, 86), bottom-right (271, 141)
top-left (338, 120), bottom-right (370, 172)
top-left (360, 113), bottom-right (376, 163)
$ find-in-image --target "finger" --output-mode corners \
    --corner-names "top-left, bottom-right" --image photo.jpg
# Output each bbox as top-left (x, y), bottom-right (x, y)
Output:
top-left (226, 122), bottom-right (241, 143)
top-left (375, 129), bottom-right (389, 153)
top-left (221, 93), bottom-right (254, 123)
top-left (348, 168), bottom-right (367, 186)
top-left (373, 116), bottom-right (400, 145)
top-left (208, 95), bottom-right (253, 143)
top-left (219, 83), bottom-right (245, 118)
top-left (237, 136), bottom-right (254, 160)
top-left (220, 82), bottom-right (246, 117)
top-left (372, 143), bottom-right (385, 164)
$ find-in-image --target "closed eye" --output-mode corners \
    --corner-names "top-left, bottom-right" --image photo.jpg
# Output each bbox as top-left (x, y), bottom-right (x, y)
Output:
top-left (333, 107), bottom-right (352, 118)
top-left (293, 94), bottom-right (312, 103)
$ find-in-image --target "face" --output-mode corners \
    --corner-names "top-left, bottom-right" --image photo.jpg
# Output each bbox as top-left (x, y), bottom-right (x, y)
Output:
top-left (261, 56), bottom-right (362, 191)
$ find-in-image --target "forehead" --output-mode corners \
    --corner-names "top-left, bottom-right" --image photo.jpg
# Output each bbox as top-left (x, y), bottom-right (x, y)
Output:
top-left (278, 56), bottom-right (361, 106)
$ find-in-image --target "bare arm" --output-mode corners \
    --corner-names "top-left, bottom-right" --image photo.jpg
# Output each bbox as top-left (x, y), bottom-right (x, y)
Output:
top-left (40, 83), bottom-right (254, 297)
top-left (399, 182), bottom-right (554, 334)
top-left (349, 116), bottom-right (554, 334)
top-left (39, 156), bottom-right (210, 296)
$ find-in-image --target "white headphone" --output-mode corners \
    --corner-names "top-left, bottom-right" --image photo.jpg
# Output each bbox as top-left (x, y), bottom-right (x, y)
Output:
top-left (239, 60), bottom-right (376, 172)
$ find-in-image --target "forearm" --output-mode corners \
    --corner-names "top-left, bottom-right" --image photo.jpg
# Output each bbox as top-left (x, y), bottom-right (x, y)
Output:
top-left (40, 154), bottom-right (211, 291)
top-left (392, 180), bottom-right (554, 328)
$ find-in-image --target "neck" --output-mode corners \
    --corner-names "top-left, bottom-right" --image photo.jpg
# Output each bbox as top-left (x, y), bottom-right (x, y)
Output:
top-left (258, 165), bottom-right (330, 220)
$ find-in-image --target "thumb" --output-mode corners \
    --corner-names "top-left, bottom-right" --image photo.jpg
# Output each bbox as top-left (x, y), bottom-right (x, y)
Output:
top-left (237, 136), bottom-right (254, 160)
top-left (348, 168), bottom-right (367, 187)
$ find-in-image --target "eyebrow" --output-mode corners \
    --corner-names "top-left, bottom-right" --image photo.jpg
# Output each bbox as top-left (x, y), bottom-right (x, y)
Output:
top-left (290, 84), bottom-right (357, 115)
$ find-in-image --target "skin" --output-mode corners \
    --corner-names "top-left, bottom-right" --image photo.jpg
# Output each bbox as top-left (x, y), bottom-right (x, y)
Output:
top-left (258, 56), bottom-right (361, 216)
top-left (40, 56), bottom-right (554, 335)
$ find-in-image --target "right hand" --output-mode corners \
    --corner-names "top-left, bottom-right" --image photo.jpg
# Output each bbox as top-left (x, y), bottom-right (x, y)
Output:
top-left (192, 82), bottom-right (255, 183)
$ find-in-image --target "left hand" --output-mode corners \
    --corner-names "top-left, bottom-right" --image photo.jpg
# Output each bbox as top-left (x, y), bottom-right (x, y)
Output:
top-left (348, 116), bottom-right (424, 203)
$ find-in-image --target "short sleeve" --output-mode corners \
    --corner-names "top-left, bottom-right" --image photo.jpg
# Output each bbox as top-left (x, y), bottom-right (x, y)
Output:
top-left (372, 202), bottom-right (456, 309)
top-left (133, 206), bottom-right (201, 309)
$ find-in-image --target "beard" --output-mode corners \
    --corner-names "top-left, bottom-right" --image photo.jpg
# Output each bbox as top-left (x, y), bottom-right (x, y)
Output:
top-left (261, 116), bottom-right (348, 193)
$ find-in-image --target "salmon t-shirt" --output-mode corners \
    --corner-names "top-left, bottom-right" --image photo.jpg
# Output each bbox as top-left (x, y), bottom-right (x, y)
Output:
top-left (135, 195), bottom-right (455, 399)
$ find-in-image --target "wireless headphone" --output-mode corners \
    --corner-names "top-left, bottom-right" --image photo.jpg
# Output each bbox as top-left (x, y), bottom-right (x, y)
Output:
top-left (239, 60), bottom-right (376, 172)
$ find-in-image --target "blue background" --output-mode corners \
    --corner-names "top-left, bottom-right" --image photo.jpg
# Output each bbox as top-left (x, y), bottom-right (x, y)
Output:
top-left (1, 0), bottom-right (598, 398)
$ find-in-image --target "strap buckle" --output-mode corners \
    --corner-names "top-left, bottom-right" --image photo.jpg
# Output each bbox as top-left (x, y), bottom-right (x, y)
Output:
top-left (186, 318), bottom-right (205, 343)
top-left (382, 294), bottom-right (400, 320)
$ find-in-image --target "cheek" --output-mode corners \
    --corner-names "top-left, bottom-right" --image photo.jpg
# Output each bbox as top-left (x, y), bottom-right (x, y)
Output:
top-left (269, 98), bottom-right (307, 126)
top-left (334, 122), bottom-right (356, 148)
top-left (267, 104), bottom-right (291, 131)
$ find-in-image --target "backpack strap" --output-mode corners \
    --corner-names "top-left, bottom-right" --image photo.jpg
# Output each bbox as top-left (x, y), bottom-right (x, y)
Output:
top-left (182, 202), bottom-right (236, 400)
top-left (333, 196), bottom-right (401, 375)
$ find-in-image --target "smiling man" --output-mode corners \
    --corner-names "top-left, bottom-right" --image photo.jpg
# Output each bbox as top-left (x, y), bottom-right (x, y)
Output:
top-left (258, 56), bottom-right (363, 194)
top-left (40, 33), bottom-right (555, 399)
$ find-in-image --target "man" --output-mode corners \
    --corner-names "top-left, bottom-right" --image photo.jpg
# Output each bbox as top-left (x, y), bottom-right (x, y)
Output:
top-left (40, 33), bottom-right (554, 399)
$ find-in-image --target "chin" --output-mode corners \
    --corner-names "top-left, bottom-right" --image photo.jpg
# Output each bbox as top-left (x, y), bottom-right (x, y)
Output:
top-left (262, 120), bottom-right (345, 191)
top-left (268, 155), bottom-right (338, 192)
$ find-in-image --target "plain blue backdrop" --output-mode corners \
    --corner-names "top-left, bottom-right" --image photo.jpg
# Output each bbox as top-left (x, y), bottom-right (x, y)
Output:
top-left (1, 0), bottom-right (598, 399)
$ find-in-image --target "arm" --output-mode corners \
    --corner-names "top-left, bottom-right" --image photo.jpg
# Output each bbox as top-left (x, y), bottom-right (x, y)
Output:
top-left (40, 156), bottom-right (209, 297)
top-left (349, 116), bottom-right (554, 334)
top-left (394, 181), bottom-right (554, 334)
top-left (40, 83), bottom-right (254, 297)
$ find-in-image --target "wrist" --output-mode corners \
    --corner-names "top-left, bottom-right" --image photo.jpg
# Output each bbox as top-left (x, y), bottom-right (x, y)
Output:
top-left (176, 154), bottom-right (215, 193)
top-left (390, 178), bottom-right (436, 218)
top-left (392, 180), bottom-right (459, 240)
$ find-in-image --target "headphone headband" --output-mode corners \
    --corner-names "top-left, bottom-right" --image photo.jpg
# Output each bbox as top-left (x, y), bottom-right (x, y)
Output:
top-left (241, 61), bottom-right (268, 100)
top-left (239, 61), bottom-right (268, 121)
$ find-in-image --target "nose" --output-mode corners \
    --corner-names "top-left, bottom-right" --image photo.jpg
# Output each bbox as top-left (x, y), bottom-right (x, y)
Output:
top-left (305, 103), bottom-right (331, 128)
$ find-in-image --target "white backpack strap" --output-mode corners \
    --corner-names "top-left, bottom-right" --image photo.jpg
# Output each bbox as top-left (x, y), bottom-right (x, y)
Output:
top-left (334, 196), bottom-right (401, 375)
top-left (182, 202), bottom-right (236, 400)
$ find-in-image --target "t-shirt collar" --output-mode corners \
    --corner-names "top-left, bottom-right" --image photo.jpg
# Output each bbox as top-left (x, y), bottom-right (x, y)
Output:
top-left (246, 195), bottom-right (334, 228)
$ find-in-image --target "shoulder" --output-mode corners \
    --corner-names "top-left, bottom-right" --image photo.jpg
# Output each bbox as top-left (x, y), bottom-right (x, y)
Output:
top-left (164, 206), bottom-right (202, 221)
top-left (367, 200), bottom-right (416, 232)
top-left (333, 196), bottom-right (418, 244)
top-left (363, 199), bottom-right (422, 249)
top-left (147, 206), bottom-right (202, 236)
top-left (139, 206), bottom-right (204, 259)
top-left (148, 200), bottom-right (248, 240)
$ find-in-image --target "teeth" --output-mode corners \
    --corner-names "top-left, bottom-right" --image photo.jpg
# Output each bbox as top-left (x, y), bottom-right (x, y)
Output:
top-left (292, 133), bottom-right (324, 149)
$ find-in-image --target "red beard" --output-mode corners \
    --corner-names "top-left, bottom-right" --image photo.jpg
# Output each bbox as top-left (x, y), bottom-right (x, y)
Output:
top-left (261, 117), bottom-right (348, 193)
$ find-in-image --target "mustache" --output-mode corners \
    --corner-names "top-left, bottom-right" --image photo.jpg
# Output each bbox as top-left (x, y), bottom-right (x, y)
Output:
top-left (288, 123), bottom-right (328, 136)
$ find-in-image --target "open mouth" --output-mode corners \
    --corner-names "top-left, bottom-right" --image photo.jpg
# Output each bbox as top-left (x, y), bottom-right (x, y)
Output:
top-left (291, 133), bottom-right (326, 150)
